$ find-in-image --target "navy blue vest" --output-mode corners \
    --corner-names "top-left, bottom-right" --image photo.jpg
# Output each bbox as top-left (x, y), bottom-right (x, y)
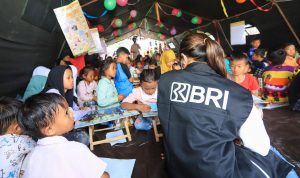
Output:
top-left (158, 62), bottom-right (292, 178)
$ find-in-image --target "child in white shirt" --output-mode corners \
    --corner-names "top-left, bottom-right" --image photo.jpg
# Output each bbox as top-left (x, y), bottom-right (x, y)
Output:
top-left (19, 93), bottom-right (109, 178)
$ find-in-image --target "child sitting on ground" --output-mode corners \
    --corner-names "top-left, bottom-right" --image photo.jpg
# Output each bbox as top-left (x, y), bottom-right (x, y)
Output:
top-left (0, 97), bottom-right (36, 178)
top-left (19, 93), bottom-right (109, 178)
top-left (252, 49), bottom-right (269, 77)
top-left (262, 49), bottom-right (295, 103)
top-left (77, 66), bottom-right (97, 107)
top-left (230, 52), bottom-right (259, 95)
top-left (121, 69), bottom-right (158, 130)
top-left (97, 58), bottom-right (124, 108)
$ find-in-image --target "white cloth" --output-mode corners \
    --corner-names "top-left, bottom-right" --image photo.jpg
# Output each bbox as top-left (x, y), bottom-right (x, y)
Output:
top-left (32, 66), bottom-right (50, 77)
top-left (239, 105), bottom-right (270, 156)
top-left (22, 136), bottom-right (107, 178)
top-left (140, 87), bottom-right (157, 103)
top-left (69, 65), bottom-right (78, 97)
top-left (0, 134), bottom-right (36, 178)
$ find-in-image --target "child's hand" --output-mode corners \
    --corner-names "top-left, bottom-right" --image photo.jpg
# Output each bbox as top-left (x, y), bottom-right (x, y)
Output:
top-left (137, 104), bottom-right (151, 113)
top-left (118, 94), bottom-right (125, 101)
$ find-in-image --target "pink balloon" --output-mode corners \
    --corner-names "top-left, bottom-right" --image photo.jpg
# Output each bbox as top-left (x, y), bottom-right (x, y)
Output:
top-left (171, 9), bottom-right (179, 16)
top-left (170, 26), bottom-right (177, 36)
top-left (130, 10), bottom-right (137, 18)
top-left (117, 0), bottom-right (128, 6)
top-left (113, 30), bottom-right (118, 36)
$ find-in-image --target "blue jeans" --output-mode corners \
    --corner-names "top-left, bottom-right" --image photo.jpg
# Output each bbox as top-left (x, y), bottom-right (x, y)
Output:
top-left (270, 146), bottom-right (299, 178)
top-left (64, 130), bottom-right (89, 146)
top-left (134, 116), bottom-right (152, 131)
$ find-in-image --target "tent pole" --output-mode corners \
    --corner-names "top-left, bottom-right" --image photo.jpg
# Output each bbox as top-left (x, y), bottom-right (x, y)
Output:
top-left (81, 0), bottom-right (98, 8)
top-left (57, 40), bottom-right (66, 59)
top-left (273, 2), bottom-right (300, 45)
top-left (215, 20), bottom-right (233, 51)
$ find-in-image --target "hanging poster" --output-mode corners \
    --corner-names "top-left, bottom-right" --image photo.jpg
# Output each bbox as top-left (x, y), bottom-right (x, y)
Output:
top-left (230, 21), bottom-right (246, 45)
top-left (88, 28), bottom-right (102, 55)
top-left (54, 0), bottom-right (94, 56)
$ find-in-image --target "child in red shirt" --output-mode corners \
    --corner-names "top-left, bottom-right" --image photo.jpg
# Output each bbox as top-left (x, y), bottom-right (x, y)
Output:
top-left (230, 52), bottom-right (259, 95)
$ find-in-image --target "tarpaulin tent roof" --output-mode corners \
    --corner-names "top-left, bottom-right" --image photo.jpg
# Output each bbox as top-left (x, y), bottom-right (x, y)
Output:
top-left (0, 0), bottom-right (299, 97)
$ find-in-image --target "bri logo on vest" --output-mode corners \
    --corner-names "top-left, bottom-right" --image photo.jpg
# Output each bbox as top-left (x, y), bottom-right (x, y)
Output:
top-left (170, 82), bottom-right (229, 110)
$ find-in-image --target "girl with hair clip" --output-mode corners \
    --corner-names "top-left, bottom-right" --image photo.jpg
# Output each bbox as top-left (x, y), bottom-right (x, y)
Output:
top-left (77, 66), bottom-right (97, 107)
top-left (158, 33), bottom-right (297, 178)
top-left (41, 65), bottom-right (89, 145)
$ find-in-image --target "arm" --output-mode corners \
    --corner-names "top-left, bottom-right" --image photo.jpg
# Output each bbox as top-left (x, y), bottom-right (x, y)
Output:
top-left (121, 102), bottom-right (151, 113)
top-left (239, 105), bottom-right (270, 156)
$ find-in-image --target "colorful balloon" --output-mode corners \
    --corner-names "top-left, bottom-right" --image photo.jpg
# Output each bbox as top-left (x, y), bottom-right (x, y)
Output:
top-left (97, 24), bottom-right (104, 32)
top-left (171, 8), bottom-right (179, 16)
top-left (157, 33), bottom-right (162, 38)
top-left (160, 34), bottom-right (166, 40)
top-left (128, 23), bottom-right (137, 30)
top-left (170, 26), bottom-right (176, 36)
top-left (116, 0), bottom-right (128, 6)
top-left (176, 11), bottom-right (182, 17)
top-left (130, 10), bottom-right (137, 18)
top-left (236, 0), bottom-right (246, 4)
top-left (191, 16), bottom-right (203, 25)
top-left (104, 0), bottom-right (116, 11)
top-left (114, 18), bottom-right (122, 27)
top-left (113, 30), bottom-right (118, 36)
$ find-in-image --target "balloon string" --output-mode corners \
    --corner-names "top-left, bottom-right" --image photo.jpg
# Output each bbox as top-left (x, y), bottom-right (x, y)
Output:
top-left (128, 0), bottom-right (140, 6)
top-left (157, 4), bottom-right (172, 16)
top-left (220, 0), bottom-right (229, 18)
top-left (250, 0), bottom-right (274, 12)
top-left (84, 10), bottom-right (108, 19)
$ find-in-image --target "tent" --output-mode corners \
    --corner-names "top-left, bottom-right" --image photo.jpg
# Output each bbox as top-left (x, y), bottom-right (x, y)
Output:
top-left (0, 0), bottom-right (299, 97)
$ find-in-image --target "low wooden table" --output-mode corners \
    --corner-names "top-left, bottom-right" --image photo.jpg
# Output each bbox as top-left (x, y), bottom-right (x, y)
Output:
top-left (75, 106), bottom-right (139, 150)
top-left (143, 111), bottom-right (163, 142)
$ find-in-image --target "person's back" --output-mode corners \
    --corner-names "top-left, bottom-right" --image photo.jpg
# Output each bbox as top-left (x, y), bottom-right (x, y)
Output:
top-left (262, 49), bottom-right (295, 103)
top-left (159, 63), bottom-right (255, 178)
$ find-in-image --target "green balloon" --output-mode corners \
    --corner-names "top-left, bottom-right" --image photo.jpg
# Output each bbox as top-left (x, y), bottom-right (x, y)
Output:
top-left (191, 16), bottom-right (199, 24)
top-left (176, 11), bottom-right (182, 17)
top-left (157, 33), bottom-right (162, 38)
top-left (132, 23), bottom-right (137, 28)
top-left (115, 19), bottom-right (122, 27)
top-left (117, 29), bottom-right (122, 34)
top-left (104, 0), bottom-right (116, 11)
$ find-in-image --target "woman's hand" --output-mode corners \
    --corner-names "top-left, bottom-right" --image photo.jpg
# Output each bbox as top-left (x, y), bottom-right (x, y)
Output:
top-left (137, 104), bottom-right (151, 113)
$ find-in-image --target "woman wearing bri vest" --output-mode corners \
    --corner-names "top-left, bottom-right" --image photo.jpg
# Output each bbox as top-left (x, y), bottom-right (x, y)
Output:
top-left (158, 33), bottom-right (294, 178)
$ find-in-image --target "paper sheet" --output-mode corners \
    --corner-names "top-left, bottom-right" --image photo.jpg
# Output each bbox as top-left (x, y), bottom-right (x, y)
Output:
top-left (100, 157), bottom-right (136, 178)
top-left (105, 130), bottom-right (127, 146)
top-left (230, 21), bottom-right (246, 45)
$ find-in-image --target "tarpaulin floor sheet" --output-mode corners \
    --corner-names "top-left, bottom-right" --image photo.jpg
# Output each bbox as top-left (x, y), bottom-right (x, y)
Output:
top-left (92, 108), bottom-right (300, 177)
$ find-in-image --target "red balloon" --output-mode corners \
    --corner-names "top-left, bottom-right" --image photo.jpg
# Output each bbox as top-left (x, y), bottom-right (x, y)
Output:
top-left (236, 0), bottom-right (246, 4)
top-left (97, 25), bottom-right (104, 32)
top-left (116, 0), bottom-right (128, 6)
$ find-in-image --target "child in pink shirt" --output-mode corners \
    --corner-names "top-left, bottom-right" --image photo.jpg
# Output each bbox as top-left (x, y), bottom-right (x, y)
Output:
top-left (77, 66), bottom-right (97, 107)
top-left (121, 69), bottom-right (158, 130)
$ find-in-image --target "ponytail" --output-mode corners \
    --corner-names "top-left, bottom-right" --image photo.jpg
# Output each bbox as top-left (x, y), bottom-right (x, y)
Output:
top-left (180, 33), bottom-right (227, 78)
top-left (205, 39), bottom-right (227, 77)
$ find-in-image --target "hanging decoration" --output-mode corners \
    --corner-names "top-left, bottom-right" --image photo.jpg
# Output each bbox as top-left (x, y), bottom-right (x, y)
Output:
top-left (191, 16), bottom-right (203, 25)
top-left (250, 0), bottom-right (274, 12)
top-left (236, 0), bottom-right (247, 4)
top-left (116, 0), bottom-right (128, 7)
top-left (130, 10), bottom-right (137, 18)
top-left (156, 22), bottom-right (164, 28)
top-left (170, 26), bottom-right (177, 36)
top-left (114, 18), bottom-right (123, 27)
top-left (113, 29), bottom-right (122, 36)
top-left (97, 24), bottom-right (104, 32)
top-left (157, 33), bottom-right (166, 40)
top-left (171, 8), bottom-right (182, 17)
top-left (128, 22), bottom-right (137, 30)
top-left (220, 0), bottom-right (229, 17)
top-left (84, 10), bottom-right (108, 19)
top-left (155, 2), bottom-right (161, 22)
top-left (104, 0), bottom-right (117, 11)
